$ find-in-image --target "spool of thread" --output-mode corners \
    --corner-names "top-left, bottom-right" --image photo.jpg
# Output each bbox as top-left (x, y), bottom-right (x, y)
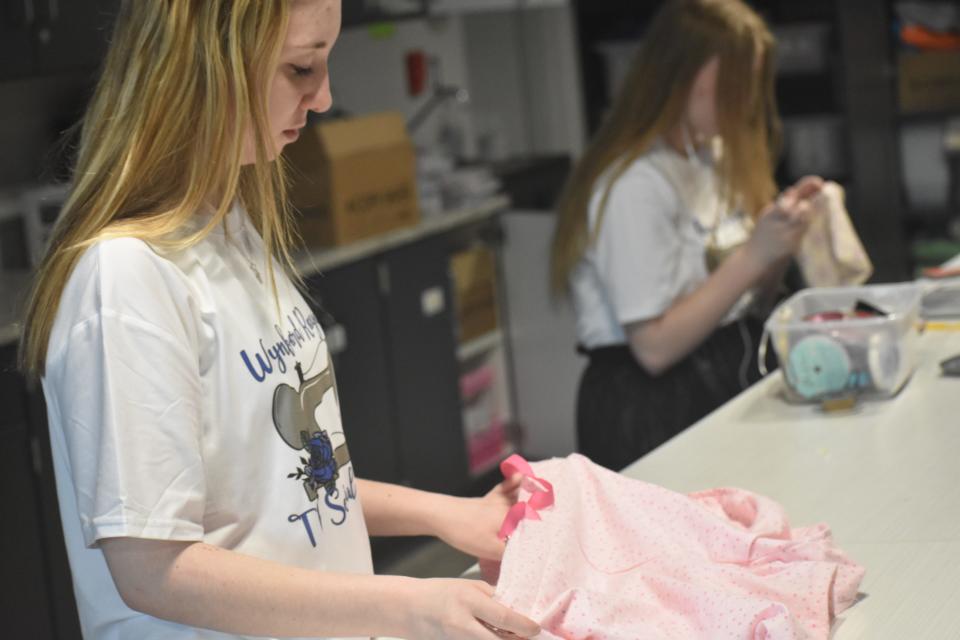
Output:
top-left (787, 334), bottom-right (851, 400)
top-left (867, 331), bottom-right (901, 394)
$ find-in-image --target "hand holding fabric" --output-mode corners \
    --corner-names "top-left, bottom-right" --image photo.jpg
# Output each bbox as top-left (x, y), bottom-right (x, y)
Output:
top-left (432, 474), bottom-right (523, 562)
top-left (401, 577), bottom-right (539, 639)
top-left (747, 175), bottom-right (824, 268)
top-left (796, 180), bottom-right (873, 286)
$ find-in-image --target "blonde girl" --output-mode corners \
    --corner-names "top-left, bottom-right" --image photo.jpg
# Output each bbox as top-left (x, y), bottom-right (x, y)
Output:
top-left (21, 1), bottom-right (539, 639)
top-left (552, 0), bottom-right (822, 470)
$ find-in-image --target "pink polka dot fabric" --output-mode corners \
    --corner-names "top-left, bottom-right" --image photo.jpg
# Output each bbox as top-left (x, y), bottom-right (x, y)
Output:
top-left (489, 455), bottom-right (865, 640)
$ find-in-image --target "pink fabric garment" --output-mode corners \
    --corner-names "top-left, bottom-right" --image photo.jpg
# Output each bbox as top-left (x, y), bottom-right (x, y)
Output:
top-left (489, 454), bottom-right (865, 640)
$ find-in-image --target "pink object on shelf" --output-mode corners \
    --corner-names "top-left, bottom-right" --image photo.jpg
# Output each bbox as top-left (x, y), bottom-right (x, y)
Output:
top-left (488, 454), bottom-right (865, 640)
top-left (460, 364), bottom-right (495, 400)
top-left (467, 420), bottom-right (506, 473)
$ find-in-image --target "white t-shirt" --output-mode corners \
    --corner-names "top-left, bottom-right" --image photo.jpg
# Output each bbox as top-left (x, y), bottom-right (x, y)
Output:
top-left (570, 141), bottom-right (754, 349)
top-left (42, 206), bottom-right (373, 640)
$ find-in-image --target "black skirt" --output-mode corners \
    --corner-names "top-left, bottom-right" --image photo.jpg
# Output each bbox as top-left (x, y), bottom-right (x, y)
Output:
top-left (576, 316), bottom-right (769, 471)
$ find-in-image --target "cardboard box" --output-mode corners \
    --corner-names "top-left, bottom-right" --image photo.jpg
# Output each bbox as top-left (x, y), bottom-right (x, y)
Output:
top-left (899, 52), bottom-right (960, 114)
top-left (285, 112), bottom-right (420, 247)
top-left (450, 246), bottom-right (499, 343)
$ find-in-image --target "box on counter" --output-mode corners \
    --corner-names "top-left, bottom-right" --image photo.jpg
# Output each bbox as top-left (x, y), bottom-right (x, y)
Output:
top-left (285, 112), bottom-right (420, 247)
top-left (766, 283), bottom-right (923, 403)
top-left (450, 246), bottom-right (499, 343)
top-left (899, 51), bottom-right (960, 114)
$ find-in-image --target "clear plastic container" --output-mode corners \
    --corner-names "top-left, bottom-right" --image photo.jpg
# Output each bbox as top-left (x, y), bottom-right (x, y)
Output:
top-left (764, 283), bottom-right (923, 402)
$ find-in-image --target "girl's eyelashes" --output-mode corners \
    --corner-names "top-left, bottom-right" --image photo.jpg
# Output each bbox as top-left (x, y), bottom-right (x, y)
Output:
top-left (291, 64), bottom-right (314, 77)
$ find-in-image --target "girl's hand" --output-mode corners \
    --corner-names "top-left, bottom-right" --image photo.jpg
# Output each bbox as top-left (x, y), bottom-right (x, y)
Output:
top-left (432, 474), bottom-right (524, 561)
top-left (402, 577), bottom-right (540, 640)
top-left (789, 175), bottom-right (826, 202)
top-left (746, 175), bottom-right (824, 268)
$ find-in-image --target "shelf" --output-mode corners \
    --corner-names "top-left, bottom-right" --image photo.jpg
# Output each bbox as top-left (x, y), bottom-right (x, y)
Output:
top-left (342, 1), bottom-right (427, 28)
top-left (905, 206), bottom-right (957, 220)
top-left (899, 109), bottom-right (960, 123)
top-left (457, 329), bottom-right (504, 361)
top-left (469, 442), bottom-right (516, 478)
top-left (903, 207), bottom-right (957, 241)
top-left (430, 0), bottom-right (566, 14)
top-left (910, 237), bottom-right (960, 266)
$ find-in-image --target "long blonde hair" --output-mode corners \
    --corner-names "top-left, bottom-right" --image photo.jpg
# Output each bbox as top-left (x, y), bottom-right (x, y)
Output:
top-left (551, 0), bottom-right (780, 296)
top-left (20, 0), bottom-right (299, 377)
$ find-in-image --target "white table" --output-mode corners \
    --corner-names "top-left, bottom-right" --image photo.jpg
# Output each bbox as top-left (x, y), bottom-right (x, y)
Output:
top-left (621, 329), bottom-right (960, 638)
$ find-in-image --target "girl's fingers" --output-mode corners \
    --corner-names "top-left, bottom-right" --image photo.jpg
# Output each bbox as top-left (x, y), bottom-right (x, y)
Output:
top-left (767, 206), bottom-right (793, 224)
top-left (478, 619), bottom-right (529, 639)
top-left (793, 201), bottom-right (815, 226)
top-left (501, 474), bottom-right (524, 494)
top-left (471, 593), bottom-right (541, 639)
top-left (487, 474), bottom-right (522, 500)
top-left (793, 175), bottom-right (825, 200)
top-left (776, 189), bottom-right (796, 210)
top-left (475, 619), bottom-right (518, 639)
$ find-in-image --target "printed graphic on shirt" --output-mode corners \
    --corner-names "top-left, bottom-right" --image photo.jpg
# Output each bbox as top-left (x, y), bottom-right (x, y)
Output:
top-left (239, 306), bottom-right (323, 382)
top-left (273, 362), bottom-right (359, 547)
top-left (238, 305), bottom-right (359, 547)
top-left (273, 362), bottom-right (352, 501)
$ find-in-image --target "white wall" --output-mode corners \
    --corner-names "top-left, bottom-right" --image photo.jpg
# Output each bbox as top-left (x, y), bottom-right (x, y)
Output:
top-left (501, 211), bottom-right (581, 458)
top-left (332, 5), bottom-right (586, 161)
top-left (511, 5), bottom-right (587, 159)
top-left (330, 16), bottom-right (474, 152)
top-left (460, 12), bottom-right (531, 157)
top-left (462, 5), bottom-right (587, 160)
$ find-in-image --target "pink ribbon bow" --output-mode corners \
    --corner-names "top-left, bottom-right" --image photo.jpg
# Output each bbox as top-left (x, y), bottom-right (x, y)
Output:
top-left (496, 454), bottom-right (555, 541)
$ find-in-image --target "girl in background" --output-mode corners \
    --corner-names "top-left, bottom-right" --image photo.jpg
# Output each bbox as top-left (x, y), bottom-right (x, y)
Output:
top-left (552, 0), bottom-right (822, 471)
top-left (20, 1), bottom-right (538, 639)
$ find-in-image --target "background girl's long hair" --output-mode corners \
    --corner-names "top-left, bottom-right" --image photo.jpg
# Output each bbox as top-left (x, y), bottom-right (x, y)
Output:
top-left (550, 0), bottom-right (781, 297)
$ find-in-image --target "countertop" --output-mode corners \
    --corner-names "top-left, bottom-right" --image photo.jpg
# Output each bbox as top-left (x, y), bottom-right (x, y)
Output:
top-left (0, 197), bottom-right (510, 347)
top-left (622, 328), bottom-right (960, 638)
top-left (293, 195), bottom-right (508, 276)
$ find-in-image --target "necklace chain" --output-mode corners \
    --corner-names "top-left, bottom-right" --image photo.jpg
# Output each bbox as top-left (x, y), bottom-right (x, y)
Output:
top-left (232, 229), bottom-right (263, 284)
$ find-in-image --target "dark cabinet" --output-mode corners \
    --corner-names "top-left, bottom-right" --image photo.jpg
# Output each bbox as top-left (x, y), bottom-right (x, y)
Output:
top-left (0, 427), bottom-right (54, 639)
top-left (0, 344), bottom-right (27, 430)
top-left (306, 259), bottom-right (403, 485)
top-left (382, 238), bottom-right (468, 494)
top-left (306, 235), bottom-right (470, 494)
top-left (0, 0), bottom-right (118, 81)
top-left (0, 345), bottom-right (81, 640)
top-left (0, 2), bottom-right (37, 79)
top-left (33, 0), bottom-right (117, 75)
top-left (25, 381), bottom-right (82, 640)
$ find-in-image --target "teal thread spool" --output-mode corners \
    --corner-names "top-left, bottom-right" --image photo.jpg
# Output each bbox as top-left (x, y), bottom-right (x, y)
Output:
top-left (787, 335), bottom-right (852, 399)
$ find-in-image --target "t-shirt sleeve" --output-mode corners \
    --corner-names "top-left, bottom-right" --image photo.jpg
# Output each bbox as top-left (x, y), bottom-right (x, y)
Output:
top-left (46, 240), bottom-right (207, 547)
top-left (593, 165), bottom-right (684, 325)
